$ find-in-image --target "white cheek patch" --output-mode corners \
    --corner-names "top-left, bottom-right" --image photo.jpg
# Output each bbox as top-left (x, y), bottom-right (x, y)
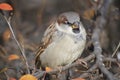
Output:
top-left (55, 23), bottom-right (62, 31)
top-left (66, 26), bottom-right (73, 34)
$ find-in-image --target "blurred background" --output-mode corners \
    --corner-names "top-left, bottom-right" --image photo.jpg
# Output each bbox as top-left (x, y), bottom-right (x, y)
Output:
top-left (0, 0), bottom-right (98, 44)
top-left (0, 0), bottom-right (119, 46)
top-left (0, 0), bottom-right (120, 80)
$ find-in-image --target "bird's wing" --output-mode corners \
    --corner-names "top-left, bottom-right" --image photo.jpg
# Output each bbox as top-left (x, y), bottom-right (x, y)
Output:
top-left (35, 22), bottom-right (57, 68)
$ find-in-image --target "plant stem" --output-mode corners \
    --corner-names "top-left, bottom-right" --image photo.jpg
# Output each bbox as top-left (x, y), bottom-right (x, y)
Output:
top-left (4, 16), bottom-right (30, 74)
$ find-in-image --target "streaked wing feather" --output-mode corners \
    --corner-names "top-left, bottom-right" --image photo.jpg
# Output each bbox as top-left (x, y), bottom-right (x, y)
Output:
top-left (35, 22), bottom-right (56, 68)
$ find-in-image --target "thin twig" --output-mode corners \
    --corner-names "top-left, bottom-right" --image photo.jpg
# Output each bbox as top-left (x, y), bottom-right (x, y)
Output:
top-left (3, 16), bottom-right (30, 74)
top-left (112, 41), bottom-right (120, 57)
top-left (79, 63), bottom-right (97, 78)
top-left (4, 72), bottom-right (9, 80)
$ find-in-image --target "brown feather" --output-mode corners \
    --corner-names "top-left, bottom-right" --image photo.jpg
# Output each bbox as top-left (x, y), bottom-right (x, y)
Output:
top-left (35, 22), bottom-right (56, 69)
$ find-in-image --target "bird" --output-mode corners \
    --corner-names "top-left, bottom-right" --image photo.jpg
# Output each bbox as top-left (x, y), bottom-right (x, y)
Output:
top-left (35, 11), bottom-right (87, 69)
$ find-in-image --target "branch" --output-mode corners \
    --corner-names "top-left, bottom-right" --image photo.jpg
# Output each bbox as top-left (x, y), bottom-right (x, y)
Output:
top-left (92, 0), bottom-right (116, 80)
top-left (34, 52), bottom-right (118, 79)
top-left (34, 53), bottom-right (95, 78)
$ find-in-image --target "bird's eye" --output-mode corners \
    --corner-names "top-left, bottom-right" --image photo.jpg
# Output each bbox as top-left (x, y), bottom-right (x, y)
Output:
top-left (64, 21), bottom-right (72, 26)
top-left (64, 21), bottom-right (69, 24)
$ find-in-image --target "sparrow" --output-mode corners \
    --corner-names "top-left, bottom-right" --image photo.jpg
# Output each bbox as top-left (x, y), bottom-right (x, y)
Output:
top-left (35, 11), bottom-right (86, 69)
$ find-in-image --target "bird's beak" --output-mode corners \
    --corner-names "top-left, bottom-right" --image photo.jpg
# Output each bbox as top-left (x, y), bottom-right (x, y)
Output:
top-left (71, 24), bottom-right (80, 33)
top-left (71, 24), bottom-right (79, 29)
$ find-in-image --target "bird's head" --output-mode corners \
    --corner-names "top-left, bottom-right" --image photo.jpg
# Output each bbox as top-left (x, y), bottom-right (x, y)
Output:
top-left (55, 12), bottom-right (85, 36)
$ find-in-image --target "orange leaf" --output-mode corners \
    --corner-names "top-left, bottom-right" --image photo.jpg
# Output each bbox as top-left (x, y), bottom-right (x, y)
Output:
top-left (3, 28), bottom-right (11, 42)
top-left (8, 54), bottom-right (20, 61)
top-left (45, 67), bottom-right (53, 72)
top-left (72, 78), bottom-right (85, 80)
top-left (19, 74), bottom-right (37, 80)
top-left (0, 3), bottom-right (13, 10)
top-left (9, 77), bottom-right (16, 80)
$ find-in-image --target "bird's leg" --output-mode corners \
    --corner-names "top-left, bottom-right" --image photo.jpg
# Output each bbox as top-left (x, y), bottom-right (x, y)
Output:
top-left (76, 59), bottom-right (88, 68)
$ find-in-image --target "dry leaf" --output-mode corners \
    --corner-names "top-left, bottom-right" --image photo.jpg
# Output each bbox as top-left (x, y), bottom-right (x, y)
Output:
top-left (3, 28), bottom-right (11, 42)
top-left (0, 3), bottom-right (13, 10)
top-left (83, 8), bottom-right (95, 20)
top-left (72, 78), bottom-right (85, 80)
top-left (19, 74), bottom-right (37, 80)
top-left (45, 67), bottom-right (52, 72)
top-left (0, 67), bottom-right (7, 73)
top-left (8, 54), bottom-right (20, 61)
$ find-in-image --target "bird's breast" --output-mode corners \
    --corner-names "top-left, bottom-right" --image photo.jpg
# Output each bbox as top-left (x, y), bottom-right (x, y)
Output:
top-left (40, 35), bottom-right (86, 68)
